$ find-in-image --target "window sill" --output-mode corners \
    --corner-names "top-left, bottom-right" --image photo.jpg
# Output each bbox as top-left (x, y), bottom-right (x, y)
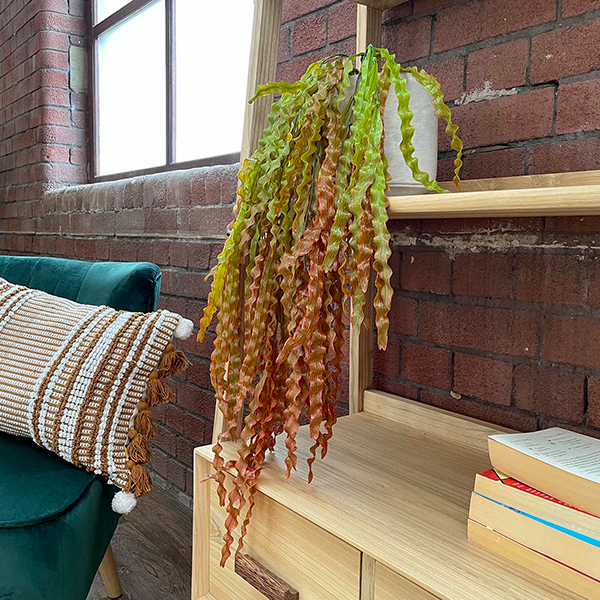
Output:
top-left (91, 153), bottom-right (240, 184)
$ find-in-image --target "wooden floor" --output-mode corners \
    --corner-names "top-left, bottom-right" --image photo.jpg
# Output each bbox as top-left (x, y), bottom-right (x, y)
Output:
top-left (88, 486), bottom-right (192, 600)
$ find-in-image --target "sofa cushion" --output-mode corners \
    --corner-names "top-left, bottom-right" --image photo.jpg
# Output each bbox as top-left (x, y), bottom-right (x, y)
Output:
top-left (0, 277), bottom-right (191, 508)
top-left (0, 474), bottom-right (120, 600)
top-left (0, 431), bottom-right (95, 527)
top-left (0, 256), bottom-right (161, 313)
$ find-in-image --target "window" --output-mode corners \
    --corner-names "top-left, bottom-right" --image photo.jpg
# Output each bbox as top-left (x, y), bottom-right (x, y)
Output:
top-left (90, 0), bottom-right (254, 181)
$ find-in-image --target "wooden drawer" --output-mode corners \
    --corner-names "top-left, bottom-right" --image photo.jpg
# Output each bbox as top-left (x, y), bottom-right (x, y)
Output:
top-left (374, 561), bottom-right (437, 600)
top-left (209, 474), bottom-right (361, 600)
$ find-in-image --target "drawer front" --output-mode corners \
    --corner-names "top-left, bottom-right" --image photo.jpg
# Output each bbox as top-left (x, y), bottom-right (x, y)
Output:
top-left (375, 562), bottom-right (438, 600)
top-left (209, 475), bottom-right (361, 600)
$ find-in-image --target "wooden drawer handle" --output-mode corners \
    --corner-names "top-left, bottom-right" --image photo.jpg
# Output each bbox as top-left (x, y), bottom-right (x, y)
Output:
top-left (234, 553), bottom-right (299, 600)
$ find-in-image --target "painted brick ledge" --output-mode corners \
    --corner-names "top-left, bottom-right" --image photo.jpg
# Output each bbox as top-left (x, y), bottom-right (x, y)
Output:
top-left (0, 163), bottom-right (240, 239)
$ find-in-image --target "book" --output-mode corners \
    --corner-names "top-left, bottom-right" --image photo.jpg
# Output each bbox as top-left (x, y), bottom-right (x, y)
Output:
top-left (488, 428), bottom-right (600, 517)
top-left (469, 491), bottom-right (600, 580)
top-left (474, 469), bottom-right (600, 540)
top-left (468, 519), bottom-right (600, 599)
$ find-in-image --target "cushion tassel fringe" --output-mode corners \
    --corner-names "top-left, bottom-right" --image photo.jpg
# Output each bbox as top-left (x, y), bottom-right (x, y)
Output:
top-left (112, 343), bottom-right (189, 514)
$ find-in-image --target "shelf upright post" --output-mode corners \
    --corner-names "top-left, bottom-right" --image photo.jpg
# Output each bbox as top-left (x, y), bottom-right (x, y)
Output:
top-left (349, 4), bottom-right (383, 415)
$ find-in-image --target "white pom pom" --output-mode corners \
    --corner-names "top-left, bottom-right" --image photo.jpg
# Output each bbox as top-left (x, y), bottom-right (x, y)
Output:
top-left (174, 317), bottom-right (193, 340)
top-left (112, 491), bottom-right (137, 514)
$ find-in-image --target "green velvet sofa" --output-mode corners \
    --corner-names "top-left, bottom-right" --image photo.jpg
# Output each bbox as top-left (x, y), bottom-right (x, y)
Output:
top-left (0, 256), bottom-right (162, 600)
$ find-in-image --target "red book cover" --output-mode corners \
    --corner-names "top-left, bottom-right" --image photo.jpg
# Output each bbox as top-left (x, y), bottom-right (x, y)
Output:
top-left (479, 469), bottom-right (599, 517)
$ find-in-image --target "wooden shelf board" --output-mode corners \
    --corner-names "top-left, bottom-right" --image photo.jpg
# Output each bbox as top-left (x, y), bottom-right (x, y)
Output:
top-left (196, 391), bottom-right (586, 600)
top-left (388, 170), bottom-right (600, 219)
top-left (349, 0), bottom-right (410, 10)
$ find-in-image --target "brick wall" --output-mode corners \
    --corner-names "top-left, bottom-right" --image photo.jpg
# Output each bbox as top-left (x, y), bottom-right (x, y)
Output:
top-left (3, 0), bottom-right (600, 502)
top-left (0, 0), bottom-right (88, 214)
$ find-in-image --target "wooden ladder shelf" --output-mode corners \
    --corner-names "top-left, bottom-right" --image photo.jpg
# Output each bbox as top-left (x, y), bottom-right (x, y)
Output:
top-left (191, 3), bottom-right (600, 599)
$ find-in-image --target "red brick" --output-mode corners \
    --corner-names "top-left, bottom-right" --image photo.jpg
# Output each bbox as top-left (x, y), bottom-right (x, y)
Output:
top-left (185, 206), bottom-right (231, 238)
top-left (545, 315), bottom-right (600, 368)
top-left (453, 253), bottom-right (511, 299)
top-left (513, 254), bottom-right (585, 305)
top-left (183, 412), bottom-right (208, 444)
top-left (36, 30), bottom-right (69, 52)
top-left (388, 296), bottom-right (418, 337)
top-left (276, 39), bottom-right (355, 83)
top-left (514, 364), bottom-right (585, 420)
top-left (435, 0), bottom-right (555, 52)
top-left (187, 242), bottom-right (211, 270)
top-left (153, 422), bottom-right (177, 455)
top-left (556, 79), bottom-right (600, 135)
top-left (454, 353), bottom-right (513, 405)
top-left (421, 302), bottom-right (538, 357)
top-left (166, 458), bottom-right (187, 490)
top-left (439, 157), bottom-right (461, 184)
top-left (176, 383), bottom-right (216, 421)
top-left (372, 375), bottom-right (419, 400)
top-left (462, 148), bottom-right (525, 180)
top-left (587, 377), bottom-right (600, 427)
top-left (563, 0), bottom-right (600, 16)
top-left (186, 300), bottom-right (208, 328)
top-left (530, 137), bottom-right (600, 176)
top-left (467, 39), bottom-right (529, 93)
top-left (109, 240), bottom-right (138, 262)
top-left (278, 26), bottom-right (291, 62)
top-left (187, 360), bottom-right (211, 389)
top-left (328, 2), bottom-right (356, 44)
top-left (382, 17), bottom-right (432, 63)
top-left (374, 336), bottom-right (401, 377)
top-left (445, 88), bottom-right (555, 151)
top-left (382, 3), bottom-right (412, 22)
top-left (115, 209), bottom-right (144, 235)
top-left (546, 215), bottom-right (600, 233)
top-left (401, 343), bottom-right (452, 389)
top-left (293, 12), bottom-right (327, 56)
top-left (39, 143), bottom-right (69, 162)
top-left (420, 390), bottom-right (537, 431)
top-left (35, 49), bottom-right (68, 70)
top-left (151, 240), bottom-right (169, 265)
top-left (422, 56), bottom-right (464, 102)
top-left (34, 12), bottom-right (85, 36)
top-left (176, 437), bottom-right (196, 468)
top-left (149, 448), bottom-right (168, 479)
top-left (413, 0), bottom-right (452, 12)
top-left (144, 208), bottom-right (177, 235)
top-left (177, 271), bottom-right (212, 299)
top-left (401, 251), bottom-right (451, 294)
top-left (587, 259), bottom-right (600, 307)
top-left (281, 0), bottom-right (337, 22)
top-left (169, 241), bottom-right (188, 267)
top-left (531, 20), bottom-right (600, 84)
top-left (158, 296), bottom-right (186, 316)
top-left (69, 147), bottom-right (86, 165)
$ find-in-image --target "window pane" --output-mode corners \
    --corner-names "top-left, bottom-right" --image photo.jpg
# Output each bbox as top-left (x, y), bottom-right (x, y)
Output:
top-left (96, 0), bottom-right (131, 24)
top-left (97, 0), bottom-right (166, 176)
top-left (175, 0), bottom-right (253, 163)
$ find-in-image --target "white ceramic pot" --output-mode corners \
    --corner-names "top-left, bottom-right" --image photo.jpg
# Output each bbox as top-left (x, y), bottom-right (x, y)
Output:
top-left (342, 73), bottom-right (438, 195)
top-left (383, 73), bottom-right (438, 195)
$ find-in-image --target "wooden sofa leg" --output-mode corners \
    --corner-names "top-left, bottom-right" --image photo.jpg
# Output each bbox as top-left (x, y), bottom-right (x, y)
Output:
top-left (99, 544), bottom-right (123, 599)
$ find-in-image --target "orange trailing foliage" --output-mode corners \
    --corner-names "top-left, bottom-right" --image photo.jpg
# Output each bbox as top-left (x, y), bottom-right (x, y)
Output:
top-left (197, 47), bottom-right (462, 566)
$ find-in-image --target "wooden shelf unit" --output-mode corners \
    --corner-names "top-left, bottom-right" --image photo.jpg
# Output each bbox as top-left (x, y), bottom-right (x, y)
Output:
top-left (388, 170), bottom-right (600, 219)
top-left (191, 2), bottom-right (600, 599)
top-left (194, 392), bottom-right (595, 600)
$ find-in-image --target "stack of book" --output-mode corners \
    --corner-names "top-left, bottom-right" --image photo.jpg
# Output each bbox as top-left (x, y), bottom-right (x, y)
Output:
top-left (468, 427), bottom-right (600, 598)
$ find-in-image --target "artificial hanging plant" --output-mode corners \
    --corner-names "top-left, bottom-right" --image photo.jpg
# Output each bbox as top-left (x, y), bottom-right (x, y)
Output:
top-left (197, 45), bottom-right (463, 565)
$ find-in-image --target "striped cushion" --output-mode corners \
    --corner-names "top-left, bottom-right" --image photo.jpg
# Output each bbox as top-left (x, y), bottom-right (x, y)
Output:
top-left (0, 278), bottom-right (190, 510)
